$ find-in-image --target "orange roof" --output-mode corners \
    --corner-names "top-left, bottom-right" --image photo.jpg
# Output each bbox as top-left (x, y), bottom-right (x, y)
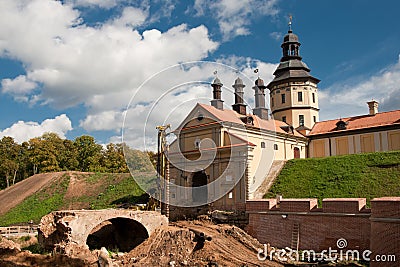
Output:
top-left (198, 103), bottom-right (305, 138)
top-left (308, 110), bottom-right (400, 136)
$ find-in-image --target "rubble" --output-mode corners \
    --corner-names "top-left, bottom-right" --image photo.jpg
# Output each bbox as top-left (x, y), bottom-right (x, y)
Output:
top-left (116, 220), bottom-right (283, 266)
top-left (0, 238), bottom-right (21, 256)
top-left (1, 219), bottom-right (285, 266)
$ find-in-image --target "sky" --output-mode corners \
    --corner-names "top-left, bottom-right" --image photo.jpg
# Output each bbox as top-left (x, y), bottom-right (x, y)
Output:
top-left (0, 0), bottom-right (399, 150)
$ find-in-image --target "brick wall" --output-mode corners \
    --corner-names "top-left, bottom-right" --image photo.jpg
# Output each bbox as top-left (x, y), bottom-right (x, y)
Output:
top-left (370, 197), bottom-right (400, 267)
top-left (246, 198), bottom-right (371, 252)
top-left (246, 197), bottom-right (400, 265)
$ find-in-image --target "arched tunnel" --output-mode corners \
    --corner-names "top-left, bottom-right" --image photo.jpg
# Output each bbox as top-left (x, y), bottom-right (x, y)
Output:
top-left (86, 217), bottom-right (149, 252)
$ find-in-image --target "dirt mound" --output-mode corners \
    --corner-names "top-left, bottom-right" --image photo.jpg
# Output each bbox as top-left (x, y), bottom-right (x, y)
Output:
top-left (0, 172), bottom-right (66, 216)
top-left (0, 219), bottom-right (284, 266)
top-left (118, 220), bottom-right (283, 267)
top-left (0, 238), bottom-right (84, 267)
top-left (0, 250), bottom-right (91, 267)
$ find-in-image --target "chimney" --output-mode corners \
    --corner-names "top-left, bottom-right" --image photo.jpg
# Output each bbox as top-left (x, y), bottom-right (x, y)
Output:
top-left (253, 77), bottom-right (269, 120)
top-left (211, 77), bottom-right (224, 110)
top-left (367, 100), bottom-right (378, 115)
top-left (232, 77), bottom-right (247, 115)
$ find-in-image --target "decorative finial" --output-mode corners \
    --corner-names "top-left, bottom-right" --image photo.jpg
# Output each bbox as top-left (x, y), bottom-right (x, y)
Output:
top-left (254, 68), bottom-right (259, 78)
top-left (288, 14), bottom-right (293, 32)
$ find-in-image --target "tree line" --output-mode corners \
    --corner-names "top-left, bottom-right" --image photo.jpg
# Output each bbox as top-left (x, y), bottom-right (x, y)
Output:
top-left (0, 132), bottom-right (154, 190)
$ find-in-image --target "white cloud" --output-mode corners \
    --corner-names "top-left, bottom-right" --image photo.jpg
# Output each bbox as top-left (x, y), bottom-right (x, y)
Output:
top-left (320, 56), bottom-right (400, 120)
top-left (0, 114), bottom-right (72, 143)
top-left (269, 31), bottom-right (283, 41)
top-left (111, 6), bottom-right (149, 27)
top-left (0, 0), bottom-right (218, 130)
top-left (80, 110), bottom-right (125, 131)
top-left (66, 0), bottom-right (118, 9)
top-left (1, 75), bottom-right (37, 102)
top-left (194, 0), bottom-right (279, 40)
top-left (0, 0), bottom-right (281, 149)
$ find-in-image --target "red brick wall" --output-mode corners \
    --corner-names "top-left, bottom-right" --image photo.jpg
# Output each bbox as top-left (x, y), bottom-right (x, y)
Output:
top-left (370, 197), bottom-right (400, 267)
top-left (246, 198), bottom-right (371, 251)
top-left (246, 197), bottom-right (400, 266)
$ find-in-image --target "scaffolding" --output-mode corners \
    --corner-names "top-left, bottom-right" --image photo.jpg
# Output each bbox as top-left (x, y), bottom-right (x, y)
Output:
top-left (156, 124), bottom-right (171, 218)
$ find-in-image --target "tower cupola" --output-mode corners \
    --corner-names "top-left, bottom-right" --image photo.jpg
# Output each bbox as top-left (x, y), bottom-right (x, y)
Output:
top-left (211, 77), bottom-right (224, 110)
top-left (232, 77), bottom-right (247, 115)
top-left (253, 77), bottom-right (269, 120)
top-left (281, 30), bottom-right (301, 61)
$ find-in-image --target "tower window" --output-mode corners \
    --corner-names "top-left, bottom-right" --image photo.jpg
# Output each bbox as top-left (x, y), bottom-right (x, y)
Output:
top-left (282, 116), bottom-right (286, 123)
top-left (299, 115), bottom-right (304, 126)
top-left (281, 94), bottom-right (286, 104)
top-left (271, 97), bottom-right (274, 107)
top-left (274, 144), bottom-right (278, 150)
top-left (298, 92), bottom-right (303, 102)
top-left (194, 138), bottom-right (201, 149)
top-left (261, 142), bottom-right (265, 148)
top-left (313, 116), bottom-right (316, 123)
top-left (312, 93), bottom-right (316, 103)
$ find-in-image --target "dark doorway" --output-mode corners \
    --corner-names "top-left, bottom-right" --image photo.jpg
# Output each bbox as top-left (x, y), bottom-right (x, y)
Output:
top-left (294, 147), bottom-right (300, 159)
top-left (192, 171), bottom-right (208, 203)
top-left (86, 217), bottom-right (149, 252)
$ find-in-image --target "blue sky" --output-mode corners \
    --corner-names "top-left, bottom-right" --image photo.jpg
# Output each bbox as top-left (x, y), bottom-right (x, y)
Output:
top-left (0, 0), bottom-right (399, 149)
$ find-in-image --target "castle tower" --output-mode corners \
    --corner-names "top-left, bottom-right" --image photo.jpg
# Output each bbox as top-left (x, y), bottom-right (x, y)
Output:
top-left (267, 19), bottom-right (320, 132)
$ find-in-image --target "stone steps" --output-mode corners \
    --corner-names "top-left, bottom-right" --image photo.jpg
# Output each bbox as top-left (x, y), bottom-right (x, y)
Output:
top-left (252, 160), bottom-right (287, 199)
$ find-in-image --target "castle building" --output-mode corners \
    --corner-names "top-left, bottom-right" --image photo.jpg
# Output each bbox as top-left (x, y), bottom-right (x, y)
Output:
top-left (308, 103), bottom-right (400, 157)
top-left (166, 26), bottom-right (400, 215)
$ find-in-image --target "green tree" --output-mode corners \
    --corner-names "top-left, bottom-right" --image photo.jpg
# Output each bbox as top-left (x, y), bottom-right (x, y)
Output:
top-left (102, 143), bottom-right (128, 173)
top-left (124, 146), bottom-right (154, 172)
top-left (15, 141), bottom-right (31, 183)
top-left (27, 133), bottom-right (62, 173)
top-left (74, 135), bottom-right (103, 172)
top-left (0, 137), bottom-right (21, 188)
top-left (59, 139), bottom-right (79, 170)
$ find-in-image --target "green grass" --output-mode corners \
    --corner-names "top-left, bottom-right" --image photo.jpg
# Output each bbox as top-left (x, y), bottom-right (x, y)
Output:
top-left (89, 172), bottom-right (146, 209)
top-left (22, 243), bottom-right (50, 254)
top-left (0, 172), bottom-right (149, 226)
top-left (265, 151), bottom-right (400, 205)
top-left (0, 174), bottom-right (70, 226)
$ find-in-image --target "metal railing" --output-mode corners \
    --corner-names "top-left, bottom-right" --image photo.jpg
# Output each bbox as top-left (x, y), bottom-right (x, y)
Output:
top-left (0, 225), bottom-right (38, 237)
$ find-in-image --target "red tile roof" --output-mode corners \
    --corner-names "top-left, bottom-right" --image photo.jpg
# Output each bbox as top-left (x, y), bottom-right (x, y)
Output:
top-left (308, 110), bottom-right (400, 136)
top-left (198, 104), bottom-right (305, 138)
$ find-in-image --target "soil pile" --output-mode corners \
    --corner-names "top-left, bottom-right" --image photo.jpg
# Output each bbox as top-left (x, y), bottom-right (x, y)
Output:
top-left (0, 219), bottom-right (284, 266)
top-left (118, 219), bottom-right (283, 267)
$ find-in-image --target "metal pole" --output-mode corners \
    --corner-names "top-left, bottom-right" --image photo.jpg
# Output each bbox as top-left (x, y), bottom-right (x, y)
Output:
top-left (165, 143), bottom-right (170, 218)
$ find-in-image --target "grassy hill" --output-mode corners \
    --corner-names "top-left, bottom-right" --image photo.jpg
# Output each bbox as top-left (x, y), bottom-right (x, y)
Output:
top-left (0, 171), bottom-right (154, 226)
top-left (265, 151), bottom-right (400, 205)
